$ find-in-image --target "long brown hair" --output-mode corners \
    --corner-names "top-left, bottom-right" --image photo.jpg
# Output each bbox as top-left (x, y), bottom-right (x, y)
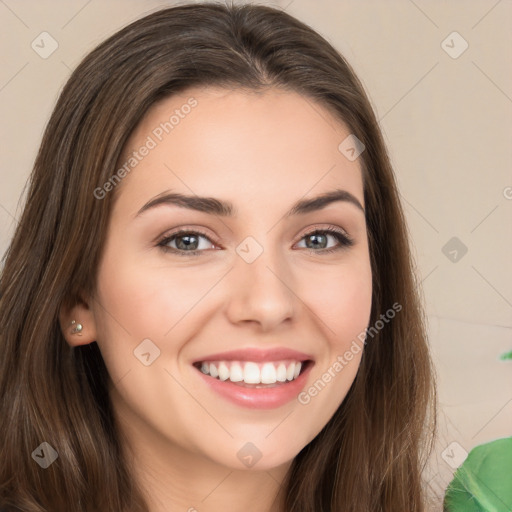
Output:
top-left (0, 2), bottom-right (436, 510)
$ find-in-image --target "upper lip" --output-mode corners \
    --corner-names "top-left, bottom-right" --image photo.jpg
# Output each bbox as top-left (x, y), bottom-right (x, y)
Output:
top-left (192, 347), bottom-right (314, 364)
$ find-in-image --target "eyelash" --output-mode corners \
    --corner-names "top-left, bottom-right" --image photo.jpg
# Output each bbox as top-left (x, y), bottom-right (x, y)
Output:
top-left (157, 225), bottom-right (354, 257)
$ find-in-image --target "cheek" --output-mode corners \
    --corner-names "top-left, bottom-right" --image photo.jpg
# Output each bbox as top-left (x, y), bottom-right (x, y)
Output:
top-left (91, 250), bottom-right (171, 378)
top-left (305, 259), bottom-right (373, 347)
top-left (291, 263), bottom-right (371, 443)
top-left (92, 248), bottom-right (218, 372)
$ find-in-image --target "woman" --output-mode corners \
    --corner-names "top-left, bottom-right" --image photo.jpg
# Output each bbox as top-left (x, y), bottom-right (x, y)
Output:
top-left (0, 2), bottom-right (437, 511)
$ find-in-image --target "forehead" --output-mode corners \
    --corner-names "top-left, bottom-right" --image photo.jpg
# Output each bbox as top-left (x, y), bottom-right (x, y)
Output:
top-left (114, 87), bottom-right (364, 214)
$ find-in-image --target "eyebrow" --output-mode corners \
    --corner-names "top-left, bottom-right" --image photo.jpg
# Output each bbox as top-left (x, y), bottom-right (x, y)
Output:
top-left (135, 188), bottom-right (365, 219)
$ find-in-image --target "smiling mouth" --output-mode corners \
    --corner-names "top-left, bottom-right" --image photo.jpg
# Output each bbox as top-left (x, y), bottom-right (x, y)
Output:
top-left (192, 359), bottom-right (313, 388)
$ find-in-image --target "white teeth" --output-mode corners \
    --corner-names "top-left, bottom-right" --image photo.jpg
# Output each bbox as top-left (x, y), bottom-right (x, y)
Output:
top-left (276, 363), bottom-right (287, 382)
top-left (229, 362), bottom-right (243, 382)
top-left (218, 362), bottom-right (230, 381)
top-left (261, 362), bottom-right (277, 384)
top-left (243, 362), bottom-right (260, 384)
top-left (196, 359), bottom-right (305, 384)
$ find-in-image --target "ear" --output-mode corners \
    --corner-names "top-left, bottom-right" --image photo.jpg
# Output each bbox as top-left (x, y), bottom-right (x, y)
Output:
top-left (59, 294), bottom-right (98, 347)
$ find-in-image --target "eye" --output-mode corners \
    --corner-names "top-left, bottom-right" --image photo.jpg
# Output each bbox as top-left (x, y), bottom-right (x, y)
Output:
top-left (157, 229), bottom-right (216, 256)
top-left (295, 226), bottom-right (354, 254)
top-left (157, 225), bottom-right (354, 257)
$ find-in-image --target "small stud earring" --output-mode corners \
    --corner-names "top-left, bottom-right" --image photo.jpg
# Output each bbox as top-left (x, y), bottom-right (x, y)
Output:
top-left (70, 320), bottom-right (83, 336)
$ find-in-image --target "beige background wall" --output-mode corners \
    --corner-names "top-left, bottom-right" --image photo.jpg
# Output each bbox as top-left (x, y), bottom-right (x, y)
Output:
top-left (1, 0), bottom-right (511, 508)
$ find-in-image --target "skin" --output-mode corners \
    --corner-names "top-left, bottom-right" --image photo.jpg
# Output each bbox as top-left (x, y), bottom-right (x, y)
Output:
top-left (61, 87), bottom-right (373, 512)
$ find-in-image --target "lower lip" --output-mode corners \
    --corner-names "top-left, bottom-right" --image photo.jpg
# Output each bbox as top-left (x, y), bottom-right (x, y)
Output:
top-left (195, 362), bottom-right (314, 409)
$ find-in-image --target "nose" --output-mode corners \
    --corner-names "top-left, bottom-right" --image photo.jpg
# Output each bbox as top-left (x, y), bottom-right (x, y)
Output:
top-left (224, 244), bottom-right (296, 332)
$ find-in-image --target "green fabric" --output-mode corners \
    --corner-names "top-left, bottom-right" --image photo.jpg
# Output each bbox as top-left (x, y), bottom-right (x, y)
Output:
top-left (444, 436), bottom-right (512, 511)
top-left (499, 350), bottom-right (512, 361)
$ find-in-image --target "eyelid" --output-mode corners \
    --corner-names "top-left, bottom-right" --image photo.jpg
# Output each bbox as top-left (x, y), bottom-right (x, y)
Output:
top-left (295, 223), bottom-right (351, 243)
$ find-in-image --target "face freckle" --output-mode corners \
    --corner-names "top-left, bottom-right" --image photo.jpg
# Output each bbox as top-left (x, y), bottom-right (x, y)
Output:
top-left (91, 86), bottom-right (372, 474)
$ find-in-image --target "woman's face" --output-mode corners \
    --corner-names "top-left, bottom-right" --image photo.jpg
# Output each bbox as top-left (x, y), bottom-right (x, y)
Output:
top-left (82, 87), bottom-right (372, 471)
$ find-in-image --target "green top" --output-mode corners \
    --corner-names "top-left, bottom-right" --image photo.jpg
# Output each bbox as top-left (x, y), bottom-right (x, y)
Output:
top-left (444, 436), bottom-right (512, 512)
